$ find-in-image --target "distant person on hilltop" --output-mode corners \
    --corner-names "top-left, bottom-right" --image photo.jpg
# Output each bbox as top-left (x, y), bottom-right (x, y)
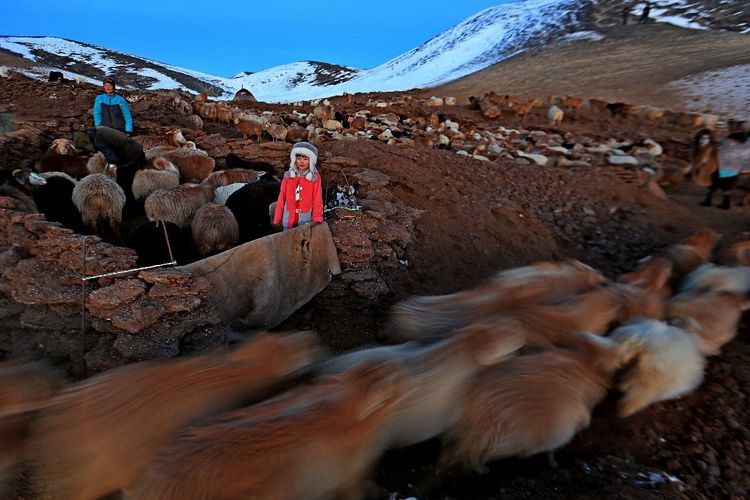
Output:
top-left (622, 4), bottom-right (632, 25)
top-left (93, 77), bottom-right (133, 134)
top-left (638, 2), bottom-right (651, 24)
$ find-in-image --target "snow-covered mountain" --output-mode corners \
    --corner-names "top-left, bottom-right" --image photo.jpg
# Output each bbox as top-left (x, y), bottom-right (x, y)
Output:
top-left (1, 0), bottom-right (746, 102)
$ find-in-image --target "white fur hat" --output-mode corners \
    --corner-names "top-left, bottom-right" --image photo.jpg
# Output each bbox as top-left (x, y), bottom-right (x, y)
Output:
top-left (290, 142), bottom-right (318, 169)
top-left (289, 141), bottom-right (319, 180)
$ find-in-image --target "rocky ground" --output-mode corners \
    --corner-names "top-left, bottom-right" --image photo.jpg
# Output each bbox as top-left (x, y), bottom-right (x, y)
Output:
top-left (1, 70), bottom-right (749, 498)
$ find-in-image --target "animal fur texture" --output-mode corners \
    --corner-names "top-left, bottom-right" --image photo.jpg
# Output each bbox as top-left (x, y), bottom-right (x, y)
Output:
top-left (388, 260), bottom-right (607, 342)
top-left (314, 324), bottom-right (524, 448)
top-left (131, 360), bottom-right (402, 500)
top-left (666, 291), bottom-right (750, 355)
top-left (609, 319), bottom-right (706, 417)
top-left (441, 333), bottom-right (629, 472)
top-left (28, 331), bottom-right (320, 500)
top-left (191, 202), bottom-right (240, 256)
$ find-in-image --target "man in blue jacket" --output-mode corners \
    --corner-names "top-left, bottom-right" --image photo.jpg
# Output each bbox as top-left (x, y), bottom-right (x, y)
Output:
top-left (93, 77), bottom-right (133, 134)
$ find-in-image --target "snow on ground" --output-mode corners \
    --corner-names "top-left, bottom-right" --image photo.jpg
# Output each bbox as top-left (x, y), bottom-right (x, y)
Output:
top-left (666, 64), bottom-right (750, 122)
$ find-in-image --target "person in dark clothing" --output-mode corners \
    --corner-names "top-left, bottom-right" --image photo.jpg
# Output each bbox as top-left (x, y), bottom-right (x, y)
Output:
top-left (639, 2), bottom-right (651, 24)
top-left (93, 77), bottom-right (133, 134)
top-left (73, 125), bottom-right (145, 210)
top-left (622, 5), bottom-right (632, 25)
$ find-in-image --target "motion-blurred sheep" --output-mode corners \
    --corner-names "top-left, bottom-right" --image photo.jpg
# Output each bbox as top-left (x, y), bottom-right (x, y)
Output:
top-left (666, 290), bottom-right (750, 355)
top-left (609, 318), bottom-right (705, 417)
top-left (441, 332), bottom-right (632, 471)
top-left (0, 362), bottom-right (61, 494)
top-left (315, 324), bottom-right (524, 448)
top-left (28, 331), bottom-right (320, 500)
top-left (388, 260), bottom-right (607, 341)
top-left (658, 228), bottom-right (718, 278)
top-left (680, 263), bottom-right (750, 295)
top-left (131, 360), bottom-right (401, 500)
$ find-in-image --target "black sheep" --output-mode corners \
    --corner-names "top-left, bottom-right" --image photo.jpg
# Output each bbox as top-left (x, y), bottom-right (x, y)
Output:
top-left (127, 220), bottom-right (194, 267)
top-left (224, 174), bottom-right (281, 243)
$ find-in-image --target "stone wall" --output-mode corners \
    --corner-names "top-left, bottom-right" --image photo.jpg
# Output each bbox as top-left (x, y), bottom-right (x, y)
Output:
top-left (0, 200), bottom-right (223, 375)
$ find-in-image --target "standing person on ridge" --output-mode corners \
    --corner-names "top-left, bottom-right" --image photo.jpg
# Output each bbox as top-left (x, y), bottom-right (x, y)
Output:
top-left (273, 142), bottom-right (324, 231)
top-left (622, 4), bottom-right (632, 25)
top-left (639, 2), bottom-right (651, 24)
top-left (93, 77), bottom-right (133, 134)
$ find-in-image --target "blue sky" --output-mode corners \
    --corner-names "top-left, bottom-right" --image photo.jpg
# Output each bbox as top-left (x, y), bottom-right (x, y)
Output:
top-left (1, 1), bottom-right (513, 77)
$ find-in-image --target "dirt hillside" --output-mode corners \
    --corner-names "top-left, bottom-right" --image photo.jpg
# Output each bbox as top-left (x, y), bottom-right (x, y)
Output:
top-left (1, 58), bottom-right (750, 498)
top-left (429, 24), bottom-right (750, 121)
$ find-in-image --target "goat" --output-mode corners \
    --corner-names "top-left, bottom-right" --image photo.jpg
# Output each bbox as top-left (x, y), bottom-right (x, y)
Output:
top-left (28, 331), bottom-right (321, 500)
top-left (37, 138), bottom-right (91, 179)
top-left (314, 324), bottom-right (524, 448)
top-left (692, 129), bottom-right (750, 209)
top-left (144, 183), bottom-right (215, 227)
top-left (191, 203), bottom-right (240, 256)
top-left (609, 318), bottom-right (705, 417)
top-left (131, 360), bottom-right (401, 500)
top-left (71, 173), bottom-right (126, 238)
top-left (47, 71), bottom-right (67, 83)
top-left (440, 332), bottom-right (632, 472)
top-left (618, 256), bottom-right (673, 293)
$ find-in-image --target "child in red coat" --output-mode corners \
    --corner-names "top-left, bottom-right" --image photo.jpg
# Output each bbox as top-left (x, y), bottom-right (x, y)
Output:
top-left (273, 142), bottom-right (324, 231)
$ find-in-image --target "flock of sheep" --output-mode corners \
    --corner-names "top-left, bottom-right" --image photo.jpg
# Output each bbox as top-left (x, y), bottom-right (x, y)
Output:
top-left (1, 227), bottom-right (748, 498)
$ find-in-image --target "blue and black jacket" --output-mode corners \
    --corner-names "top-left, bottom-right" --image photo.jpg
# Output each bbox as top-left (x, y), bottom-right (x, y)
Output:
top-left (93, 93), bottom-right (133, 133)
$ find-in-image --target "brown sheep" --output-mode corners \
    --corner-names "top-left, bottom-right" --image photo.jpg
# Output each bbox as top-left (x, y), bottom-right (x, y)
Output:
top-left (131, 360), bottom-right (402, 500)
top-left (37, 138), bottom-right (90, 179)
top-left (160, 148), bottom-right (216, 183)
top-left (71, 172), bottom-right (126, 236)
top-left (187, 114), bottom-right (203, 131)
top-left (191, 202), bottom-right (240, 256)
top-left (286, 123), bottom-right (308, 142)
top-left (233, 114), bottom-right (264, 142)
top-left (28, 331), bottom-right (321, 500)
top-left (441, 332), bottom-right (632, 471)
top-left (144, 183), bottom-right (215, 227)
top-left (313, 104), bottom-right (335, 122)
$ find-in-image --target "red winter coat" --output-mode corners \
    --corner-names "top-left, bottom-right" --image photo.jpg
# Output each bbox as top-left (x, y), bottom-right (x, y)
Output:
top-left (273, 171), bottom-right (324, 229)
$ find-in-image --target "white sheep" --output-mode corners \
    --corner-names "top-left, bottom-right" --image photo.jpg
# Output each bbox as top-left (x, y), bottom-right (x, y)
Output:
top-left (548, 105), bottom-right (564, 126)
top-left (71, 173), bottom-right (126, 236)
